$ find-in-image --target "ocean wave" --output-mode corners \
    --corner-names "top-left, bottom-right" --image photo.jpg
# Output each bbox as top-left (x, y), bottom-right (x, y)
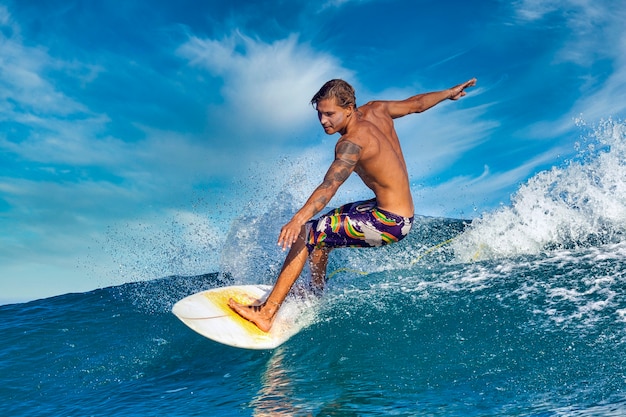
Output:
top-left (452, 119), bottom-right (626, 261)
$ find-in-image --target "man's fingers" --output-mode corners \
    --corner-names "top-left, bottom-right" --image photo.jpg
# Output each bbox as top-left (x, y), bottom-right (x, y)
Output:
top-left (277, 229), bottom-right (295, 250)
top-left (277, 230), bottom-right (287, 247)
top-left (278, 222), bottom-right (303, 250)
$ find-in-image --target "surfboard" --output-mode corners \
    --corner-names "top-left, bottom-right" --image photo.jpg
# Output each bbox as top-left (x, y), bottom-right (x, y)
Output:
top-left (172, 284), bottom-right (308, 350)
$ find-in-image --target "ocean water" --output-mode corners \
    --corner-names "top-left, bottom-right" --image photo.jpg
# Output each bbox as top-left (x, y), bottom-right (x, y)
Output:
top-left (2, 120), bottom-right (626, 416)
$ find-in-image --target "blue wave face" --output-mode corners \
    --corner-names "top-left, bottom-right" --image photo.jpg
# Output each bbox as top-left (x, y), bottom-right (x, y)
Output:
top-left (2, 237), bottom-right (626, 416)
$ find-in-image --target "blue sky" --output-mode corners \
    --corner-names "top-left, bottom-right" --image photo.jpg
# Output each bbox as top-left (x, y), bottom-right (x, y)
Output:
top-left (1, 0), bottom-right (625, 303)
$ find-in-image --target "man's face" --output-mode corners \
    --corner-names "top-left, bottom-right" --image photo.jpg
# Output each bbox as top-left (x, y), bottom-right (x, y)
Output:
top-left (315, 98), bottom-right (352, 135)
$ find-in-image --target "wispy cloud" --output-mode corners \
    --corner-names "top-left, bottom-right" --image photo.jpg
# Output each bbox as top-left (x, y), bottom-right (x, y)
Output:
top-left (415, 144), bottom-right (567, 218)
top-left (317, 0), bottom-right (374, 12)
top-left (509, 1), bottom-right (626, 129)
top-left (511, 0), bottom-right (563, 21)
top-left (177, 31), bottom-right (351, 142)
top-left (398, 98), bottom-right (499, 180)
top-left (0, 6), bottom-right (110, 170)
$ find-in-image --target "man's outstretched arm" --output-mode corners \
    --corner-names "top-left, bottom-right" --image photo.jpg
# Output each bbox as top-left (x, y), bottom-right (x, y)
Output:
top-left (379, 78), bottom-right (476, 119)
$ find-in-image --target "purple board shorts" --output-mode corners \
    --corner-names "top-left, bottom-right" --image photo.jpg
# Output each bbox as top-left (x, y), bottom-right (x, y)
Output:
top-left (305, 199), bottom-right (414, 253)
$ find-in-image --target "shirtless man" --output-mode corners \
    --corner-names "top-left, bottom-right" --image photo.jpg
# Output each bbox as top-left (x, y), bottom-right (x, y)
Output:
top-left (229, 78), bottom-right (477, 331)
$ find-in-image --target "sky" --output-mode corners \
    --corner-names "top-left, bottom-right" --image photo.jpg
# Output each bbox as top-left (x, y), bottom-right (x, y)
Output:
top-left (1, 0), bottom-right (626, 303)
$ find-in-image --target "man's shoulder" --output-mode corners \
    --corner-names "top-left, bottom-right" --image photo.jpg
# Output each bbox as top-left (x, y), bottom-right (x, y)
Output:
top-left (358, 100), bottom-right (387, 112)
top-left (358, 101), bottom-right (394, 124)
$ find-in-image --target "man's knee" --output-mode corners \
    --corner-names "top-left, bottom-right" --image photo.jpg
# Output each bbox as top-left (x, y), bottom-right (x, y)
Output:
top-left (310, 247), bottom-right (330, 262)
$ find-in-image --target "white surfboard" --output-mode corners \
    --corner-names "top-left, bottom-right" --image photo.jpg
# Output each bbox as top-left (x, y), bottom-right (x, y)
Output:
top-left (172, 284), bottom-right (312, 350)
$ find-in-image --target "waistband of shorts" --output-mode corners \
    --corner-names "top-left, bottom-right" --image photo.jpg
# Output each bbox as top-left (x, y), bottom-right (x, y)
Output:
top-left (374, 206), bottom-right (414, 222)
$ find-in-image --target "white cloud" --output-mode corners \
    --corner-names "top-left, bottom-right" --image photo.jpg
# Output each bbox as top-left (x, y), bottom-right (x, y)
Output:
top-left (511, 0), bottom-right (562, 21)
top-left (177, 32), bottom-right (352, 140)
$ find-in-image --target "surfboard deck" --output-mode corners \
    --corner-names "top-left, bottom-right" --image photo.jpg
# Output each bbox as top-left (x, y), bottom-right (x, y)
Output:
top-left (172, 284), bottom-right (304, 350)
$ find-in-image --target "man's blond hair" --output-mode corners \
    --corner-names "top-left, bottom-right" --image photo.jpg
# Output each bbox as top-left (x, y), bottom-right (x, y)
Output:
top-left (311, 79), bottom-right (356, 109)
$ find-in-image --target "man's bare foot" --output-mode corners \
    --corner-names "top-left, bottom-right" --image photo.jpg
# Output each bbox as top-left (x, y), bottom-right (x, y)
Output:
top-left (228, 298), bottom-right (276, 332)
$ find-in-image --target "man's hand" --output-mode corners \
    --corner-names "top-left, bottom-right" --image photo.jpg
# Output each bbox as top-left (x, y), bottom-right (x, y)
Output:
top-left (277, 218), bottom-right (303, 251)
top-left (449, 78), bottom-right (477, 100)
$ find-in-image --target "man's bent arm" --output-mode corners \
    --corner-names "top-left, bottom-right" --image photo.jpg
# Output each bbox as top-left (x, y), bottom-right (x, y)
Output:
top-left (278, 140), bottom-right (361, 249)
top-left (381, 78), bottom-right (476, 119)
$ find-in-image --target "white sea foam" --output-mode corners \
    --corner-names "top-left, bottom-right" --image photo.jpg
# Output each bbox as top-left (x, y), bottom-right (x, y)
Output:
top-left (452, 119), bottom-right (626, 262)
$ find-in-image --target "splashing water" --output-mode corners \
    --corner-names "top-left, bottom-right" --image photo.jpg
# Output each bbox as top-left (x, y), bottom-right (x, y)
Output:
top-left (452, 119), bottom-right (626, 262)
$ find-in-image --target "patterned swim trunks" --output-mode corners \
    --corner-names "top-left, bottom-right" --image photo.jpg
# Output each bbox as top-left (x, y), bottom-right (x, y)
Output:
top-left (305, 199), bottom-right (413, 253)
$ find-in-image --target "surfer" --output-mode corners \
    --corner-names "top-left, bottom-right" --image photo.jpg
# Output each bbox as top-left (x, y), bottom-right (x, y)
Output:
top-left (230, 77), bottom-right (477, 331)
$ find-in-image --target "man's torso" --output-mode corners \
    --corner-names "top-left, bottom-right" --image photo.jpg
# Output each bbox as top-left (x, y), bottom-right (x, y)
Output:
top-left (340, 102), bottom-right (414, 218)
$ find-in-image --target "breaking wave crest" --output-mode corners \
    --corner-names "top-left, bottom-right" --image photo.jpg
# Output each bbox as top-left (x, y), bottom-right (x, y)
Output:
top-left (452, 119), bottom-right (626, 262)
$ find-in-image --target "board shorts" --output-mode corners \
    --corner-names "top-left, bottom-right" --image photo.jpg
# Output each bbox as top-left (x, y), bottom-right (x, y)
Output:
top-left (305, 199), bottom-right (414, 253)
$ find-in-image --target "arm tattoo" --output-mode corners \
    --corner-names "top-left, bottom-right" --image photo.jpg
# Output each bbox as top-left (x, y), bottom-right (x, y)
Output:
top-left (320, 144), bottom-right (361, 190)
top-left (308, 140), bottom-right (361, 215)
top-left (312, 195), bottom-right (329, 212)
top-left (320, 162), bottom-right (351, 187)
top-left (336, 141), bottom-right (361, 166)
